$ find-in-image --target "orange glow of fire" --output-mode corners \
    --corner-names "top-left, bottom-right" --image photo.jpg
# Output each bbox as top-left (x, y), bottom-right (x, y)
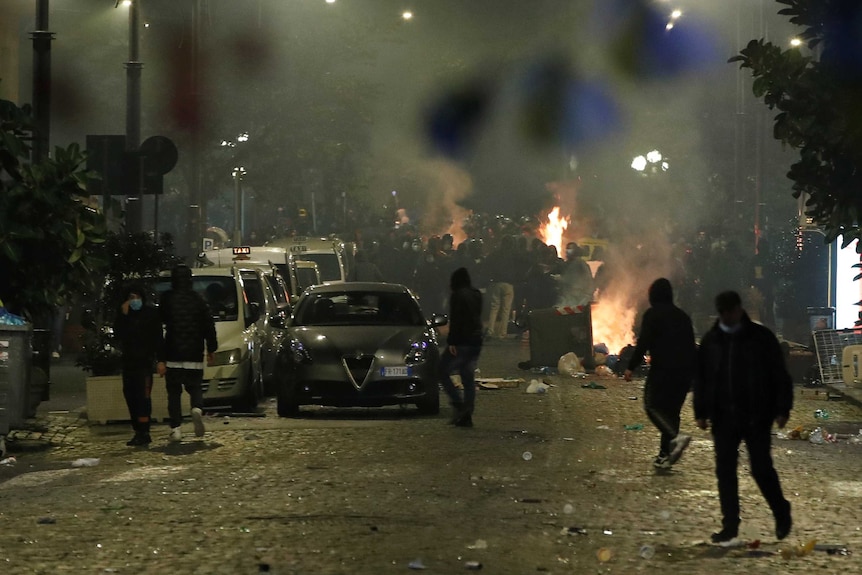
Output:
top-left (538, 206), bottom-right (569, 256)
top-left (591, 294), bottom-right (636, 356)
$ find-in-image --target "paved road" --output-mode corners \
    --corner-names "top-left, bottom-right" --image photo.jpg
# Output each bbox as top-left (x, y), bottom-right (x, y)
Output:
top-left (1, 338), bottom-right (861, 574)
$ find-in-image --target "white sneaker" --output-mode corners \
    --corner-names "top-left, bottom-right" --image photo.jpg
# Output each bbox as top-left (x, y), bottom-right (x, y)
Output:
top-left (191, 407), bottom-right (205, 437)
top-left (169, 426), bottom-right (182, 443)
top-left (668, 433), bottom-right (692, 465)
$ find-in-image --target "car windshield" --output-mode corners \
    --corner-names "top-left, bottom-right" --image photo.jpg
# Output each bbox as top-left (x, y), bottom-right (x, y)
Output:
top-left (294, 253), bottom-right (341, 282)
top-left (155, 276), bottom-right (238, 322)
top-left (294, 291), bottom-right (424, 327)
top-left (295, 267), bottom-right (319, 292)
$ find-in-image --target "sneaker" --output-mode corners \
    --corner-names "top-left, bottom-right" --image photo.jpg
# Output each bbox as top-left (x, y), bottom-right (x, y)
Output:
top-left (668, 433), bottom-right (692, 465)
top-left (653, 455), bottom-right (672, 470)
top-left (169, 426), bottom-right (182, 443)
top-left (191, 407), bottom-right (205, 437)
top-left (710, 528), bottom-right (738, 544)
top-left (126, 434), bottom-right (151, 447)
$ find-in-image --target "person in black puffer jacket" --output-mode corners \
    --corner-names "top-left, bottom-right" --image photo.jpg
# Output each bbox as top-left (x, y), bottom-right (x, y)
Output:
top-left (159, 265), bottom-right (218, 443)
top-left (439, 267), bottom-right (483, 427)
top-left (694, 290), bottom-right (793, 544)
top-left (624, 278), bottom-right (697, 470)
top-left (114, 283), bottom-right (165, 447)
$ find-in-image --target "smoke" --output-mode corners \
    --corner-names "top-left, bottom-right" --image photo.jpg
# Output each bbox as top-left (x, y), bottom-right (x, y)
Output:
top-left (410, 158), bottom-right (473, 244)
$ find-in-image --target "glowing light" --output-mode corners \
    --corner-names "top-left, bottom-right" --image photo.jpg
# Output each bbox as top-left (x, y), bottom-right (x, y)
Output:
top-left (537, 206), bottom-right (569, 257)
top-left (402, 11), bottom-right (413, 20)
top-left (646, 150), bottom-right (662, 163)
top-left (671, 9), bottom-right (682, 20)
top-left (836, 240), bottom-right (861, 329)
top-left (631, 156), bottom-right (647, 171)
top-left (591, 297), bottom-right (636, 356)
top-left (122, 0), bottom-right (132, 7)
top-left (325, 0), bottom-right (336, 4)
top-left (790, 37), bottom-right (802, 48)
top-left (666, 22), bottom-right (674, 31)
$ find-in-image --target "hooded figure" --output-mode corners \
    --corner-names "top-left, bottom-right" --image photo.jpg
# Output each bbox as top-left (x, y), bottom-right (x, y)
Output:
top-left (113, 281), bottom-right (165, 447)
top-left (439, 267), bottom-right (484, 427)
top-left (624, 278), bottom-right (697, 470)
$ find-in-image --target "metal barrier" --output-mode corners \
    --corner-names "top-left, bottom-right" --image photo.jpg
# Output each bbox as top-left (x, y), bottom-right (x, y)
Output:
top-left (813, 328), bottom-right (862, 385)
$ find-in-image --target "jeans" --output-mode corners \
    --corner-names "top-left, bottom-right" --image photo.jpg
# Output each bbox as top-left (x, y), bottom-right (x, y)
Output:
top-left (486, 282), bottom-right (514, 338)
top-left (439, 345), bottom-right (482, 406)
top-left (712, 419), bottom-right (790, 531)
top-left (165, 368), bottom-right (204, 428)
top-left (122, 367), bottom-right (152, 434)
top-left (643, 369), bottom-right (690, 456)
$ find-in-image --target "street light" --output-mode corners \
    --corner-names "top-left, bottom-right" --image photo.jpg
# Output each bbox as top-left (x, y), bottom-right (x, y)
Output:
top-left (402, 11), bottom-right (413, 20)
top-left (790, 37), bottom-right (803, 48)
top-left (232, 166), bottom-right (247, 245)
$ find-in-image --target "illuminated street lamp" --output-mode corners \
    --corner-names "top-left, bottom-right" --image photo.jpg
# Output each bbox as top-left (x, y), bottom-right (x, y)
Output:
top-left (790, 37), bottom-right (802, 48)
top-left (402, 11), bottom-right (413, 20)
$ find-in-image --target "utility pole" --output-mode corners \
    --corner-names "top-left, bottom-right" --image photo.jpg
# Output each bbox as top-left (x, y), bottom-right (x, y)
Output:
top-left (188, 0), bottom-right (203, 257)
top-left (125, 0), bottom-right (143, 233)
top-left (31, 0), bottom-right (54, 165)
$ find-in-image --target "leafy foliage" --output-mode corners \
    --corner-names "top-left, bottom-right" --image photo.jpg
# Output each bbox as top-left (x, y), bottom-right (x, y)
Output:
top-left (0, 95), bottom-right (108, 320)
top-left (730, 0), bottom-right (862, 248)
top-left (76, 231), bottom-right (180, 375)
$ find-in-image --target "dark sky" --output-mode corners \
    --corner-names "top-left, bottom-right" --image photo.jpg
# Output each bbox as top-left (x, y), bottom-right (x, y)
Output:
top-left (9, 0), bottom-right (802, 238)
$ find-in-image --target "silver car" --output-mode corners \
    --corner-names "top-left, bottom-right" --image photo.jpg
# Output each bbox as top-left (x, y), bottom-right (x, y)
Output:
top-left (275, 282), bottom-right (446, 416)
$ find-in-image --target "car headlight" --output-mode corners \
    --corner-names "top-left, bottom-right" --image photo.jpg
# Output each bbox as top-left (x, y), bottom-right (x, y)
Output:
top-left (290, 339), bottom-right (312, 364)
top-left (405, 340), bottom-right (429, 365)
top-left (211, 348), bottom-right (243, 366)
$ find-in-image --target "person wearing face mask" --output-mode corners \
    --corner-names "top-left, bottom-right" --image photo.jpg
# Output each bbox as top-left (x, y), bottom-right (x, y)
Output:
top-left (113, 283), bottom-right (166, 447)
top-left (694, 290), bottom-right (793, 544)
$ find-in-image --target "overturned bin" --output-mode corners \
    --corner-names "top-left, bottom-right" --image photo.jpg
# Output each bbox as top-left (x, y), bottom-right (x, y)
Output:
top-left (0, 323), bottom-right (33, 436)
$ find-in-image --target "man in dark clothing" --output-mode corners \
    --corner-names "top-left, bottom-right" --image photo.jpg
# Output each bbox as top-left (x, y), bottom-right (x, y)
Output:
top-left (159, 265), bottom-right (218, 443)
top-left (694, 290), bottom-right (793, 544)
top-left (439, 267), bottom-right (483, 427)
top-left (113, 283), bottom-right (165, 447)
top-left (624, 278), bottom-right (697, 470)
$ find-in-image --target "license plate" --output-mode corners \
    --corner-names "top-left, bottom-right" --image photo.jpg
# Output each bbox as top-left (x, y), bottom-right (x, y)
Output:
top-left (381, 366), bottom-right (411, 377)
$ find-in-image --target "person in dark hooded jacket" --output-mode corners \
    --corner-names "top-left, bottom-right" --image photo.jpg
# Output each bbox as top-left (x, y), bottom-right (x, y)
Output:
top-left (159, 265), bottom-right (218, 443)
top-left (113, 283), bottom-right (165, 446)
top-left (439, 267), bottom-right (483, 427)
top-left (694, 290), bottom-right (793, 544)
top-left (624, 278), bottom-right (697, 470)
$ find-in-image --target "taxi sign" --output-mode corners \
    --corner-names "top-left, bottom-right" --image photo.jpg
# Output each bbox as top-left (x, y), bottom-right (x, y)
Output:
top-left (233, 246), bottom-right (252, 255)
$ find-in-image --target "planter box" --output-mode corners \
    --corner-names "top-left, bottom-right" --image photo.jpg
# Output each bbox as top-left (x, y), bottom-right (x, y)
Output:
top-left (86, 375), bottom-right (191, 424)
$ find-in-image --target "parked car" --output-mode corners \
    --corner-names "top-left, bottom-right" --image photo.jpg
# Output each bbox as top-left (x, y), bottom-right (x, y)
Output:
top-left (154, 267), bottom-right (269, 411)
top-left (275, 282), bottom-right (446, 416)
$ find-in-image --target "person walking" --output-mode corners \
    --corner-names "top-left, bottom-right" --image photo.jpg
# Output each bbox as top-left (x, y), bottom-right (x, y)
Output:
top-left (159, 265), bottom-right (218, 443)
top-left (694, 290), bottom-right (793, 544)
top-left (484, 236), bottom-right (517, 340)
top-left (439, 267), bottom-right (484, 427)
top-left (113, 283), bottom-right (165, 447)
top-left (624, 278), bottom-right (696, 470)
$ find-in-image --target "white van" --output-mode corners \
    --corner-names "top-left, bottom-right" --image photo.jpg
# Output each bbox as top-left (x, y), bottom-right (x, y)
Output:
top-left (265, 236), bottom-right (347, 283)
top-left (155, 267), bottom-right (268, 411)
top-left (200, 246), bottom-right (320, 303)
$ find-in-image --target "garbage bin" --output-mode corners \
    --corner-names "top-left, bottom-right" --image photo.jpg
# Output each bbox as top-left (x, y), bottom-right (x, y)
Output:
top-left (527, 306), bottom-right (593, 368)
top-left (807, 307), bottom-right (836, 332)
top-left (0, 323), bottom-right (33, 435)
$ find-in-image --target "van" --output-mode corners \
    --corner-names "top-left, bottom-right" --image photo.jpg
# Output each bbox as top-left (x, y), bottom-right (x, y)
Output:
top-left (155, 267), bottom-right (272, 411)
top-left (266, 236), bottom-right (348, 283)
top-left (201, 245), bottom-right (321, 303)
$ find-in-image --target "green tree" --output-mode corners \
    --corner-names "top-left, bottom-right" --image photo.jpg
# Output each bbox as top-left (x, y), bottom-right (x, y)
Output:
top-left (0, 95), bottom-right (108, 321)
top-left (730, 0), bottom-right (862, 249)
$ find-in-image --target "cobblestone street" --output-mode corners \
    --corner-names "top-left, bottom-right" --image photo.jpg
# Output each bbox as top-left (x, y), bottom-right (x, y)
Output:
top-left (2, 340), bottom-right (861, 574)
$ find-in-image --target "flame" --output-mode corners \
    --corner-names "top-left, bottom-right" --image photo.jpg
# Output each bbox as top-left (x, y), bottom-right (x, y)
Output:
top-left (538, 206), bottom-right (569, 255)
top-left (591, 295), bottom-right (636, 357)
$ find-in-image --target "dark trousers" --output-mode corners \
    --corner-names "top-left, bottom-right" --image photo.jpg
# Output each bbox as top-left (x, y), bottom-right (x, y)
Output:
top-left (439, 345), bottom-right (482, 406)
top-left (165, 368), bottom-right (204, 428)
top-left (122, 367), bottom-right (152, 435)
top-left (643, 370), bottom-right (689, 456)
top-left (712, 419), bottom-right (790, 531)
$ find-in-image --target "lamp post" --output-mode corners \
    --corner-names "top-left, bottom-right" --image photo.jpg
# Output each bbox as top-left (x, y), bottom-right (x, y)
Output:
top-left (232, 166), bottom-right (246, 245)
top-left (31, 0), bottom-right (54, 165)
top-left (123, 0), bottom-right (143, 233)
